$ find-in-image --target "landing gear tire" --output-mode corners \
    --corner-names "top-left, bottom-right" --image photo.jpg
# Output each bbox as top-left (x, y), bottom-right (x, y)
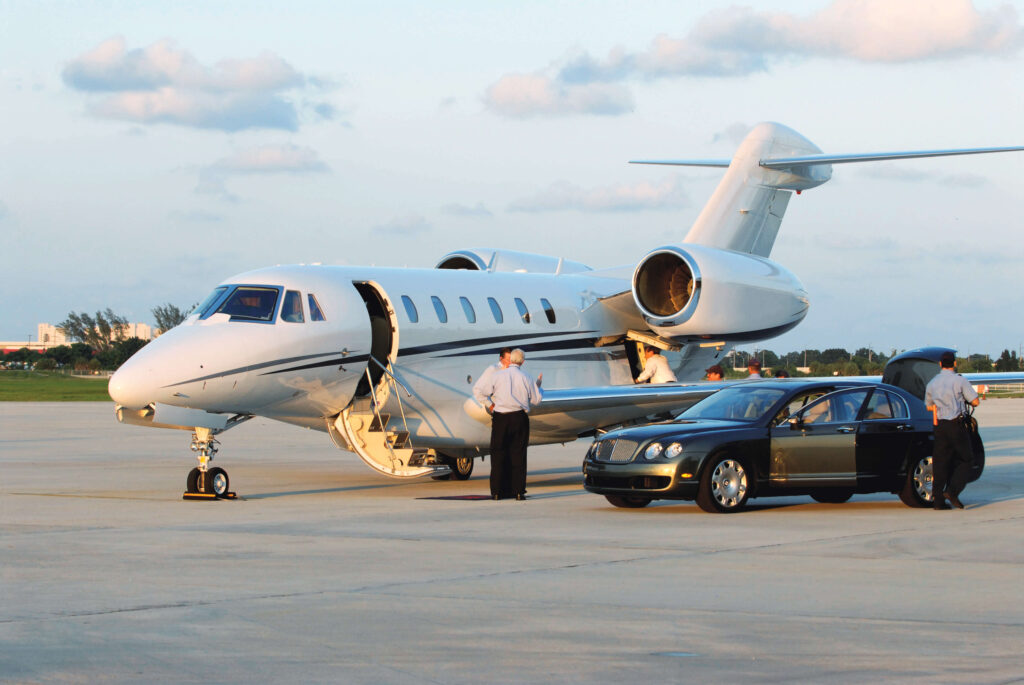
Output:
top-left (208, 467), bottom-right (229, 497)
top-left (431, 455), bottom-right (475, 481)
top-left (811, 490), bottom-right (854, 504)
top-left (186, 467), bottom-right (202, 494)
top-left (899, 455), bottom-right (933, 508)
top-left (697, 455), bottom-right (751, 513)
top-left (604, 494), bottom-right (651, 508)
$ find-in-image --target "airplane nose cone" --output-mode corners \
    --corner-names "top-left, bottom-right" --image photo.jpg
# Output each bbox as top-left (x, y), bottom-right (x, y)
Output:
top-left (108, 359), bottom-right (154, 409)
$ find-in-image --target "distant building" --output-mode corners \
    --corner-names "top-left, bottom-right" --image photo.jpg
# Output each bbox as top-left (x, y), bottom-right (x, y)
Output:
top-left (2, 322), bottom-right (154, 354)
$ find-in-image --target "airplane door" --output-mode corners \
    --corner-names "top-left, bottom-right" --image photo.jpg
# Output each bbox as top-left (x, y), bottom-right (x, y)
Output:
top-left (770, 388), bottom-right (870, 486)
top-left (352, 281), bottom-right (399, 397)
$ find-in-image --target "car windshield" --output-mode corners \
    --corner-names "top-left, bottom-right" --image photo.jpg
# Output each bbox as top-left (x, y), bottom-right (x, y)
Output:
top-left (215, 286), bottom-right (280, 322)
top-left (679, 386), bottom-right (789, 422)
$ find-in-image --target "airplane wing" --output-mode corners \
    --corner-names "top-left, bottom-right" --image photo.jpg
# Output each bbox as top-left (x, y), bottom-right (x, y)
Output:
top-left (525, 382), bottom-right (725, 436)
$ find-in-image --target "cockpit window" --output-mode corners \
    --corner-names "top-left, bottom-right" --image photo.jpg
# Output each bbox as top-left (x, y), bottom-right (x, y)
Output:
top-left (194, 287), bottom-right (228, 318)
top-left (216, 286), bottom-right (280, 322)
top-left (308, 294), bottom-right (326, 322)
top-left (281, 290), bottom-right (304, 323)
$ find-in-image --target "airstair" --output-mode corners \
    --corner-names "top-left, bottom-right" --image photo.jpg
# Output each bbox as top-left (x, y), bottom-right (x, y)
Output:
top-left (329, 358), bottom-right (451, 478)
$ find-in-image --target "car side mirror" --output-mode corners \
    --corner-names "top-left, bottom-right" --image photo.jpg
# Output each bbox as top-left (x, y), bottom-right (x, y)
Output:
top-left (788, 416), bottom-right (804, 429)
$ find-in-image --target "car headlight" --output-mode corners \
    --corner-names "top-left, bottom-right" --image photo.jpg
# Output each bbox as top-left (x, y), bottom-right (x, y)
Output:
top-left (665, 442), bottom-right (684, 459)
top-left (644, 442), bottom-right (663, 460)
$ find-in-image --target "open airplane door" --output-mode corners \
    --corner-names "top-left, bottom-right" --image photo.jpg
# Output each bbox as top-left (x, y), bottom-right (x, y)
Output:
top-left (328, 281), bottom-right (450, 478)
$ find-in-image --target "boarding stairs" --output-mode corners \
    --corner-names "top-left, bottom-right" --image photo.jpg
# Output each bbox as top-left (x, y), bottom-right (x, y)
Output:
top-left (329, 358), bottom-right (450, 478)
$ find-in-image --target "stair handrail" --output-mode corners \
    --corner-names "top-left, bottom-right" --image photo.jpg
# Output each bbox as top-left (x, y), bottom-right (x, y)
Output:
top-left (369, 356), bottom-right (413, 398)
top-left (364, 366), bottom-right (399, 468)
top-left (385, 360), bottom-right (411, 438)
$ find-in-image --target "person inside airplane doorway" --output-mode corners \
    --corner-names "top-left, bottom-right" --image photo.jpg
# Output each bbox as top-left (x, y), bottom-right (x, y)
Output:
top-left (634, 346), bottom-right (678, 384)
top-left (474, 348), bottom-right (543, 500)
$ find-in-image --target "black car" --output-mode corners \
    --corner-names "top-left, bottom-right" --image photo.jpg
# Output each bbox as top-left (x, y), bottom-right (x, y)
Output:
top-left (583, 379), bottom-right (984, 513)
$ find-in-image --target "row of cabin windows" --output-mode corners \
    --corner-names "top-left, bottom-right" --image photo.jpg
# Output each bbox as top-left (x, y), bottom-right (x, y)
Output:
top-left (401, 295), bottom-right (556, 326)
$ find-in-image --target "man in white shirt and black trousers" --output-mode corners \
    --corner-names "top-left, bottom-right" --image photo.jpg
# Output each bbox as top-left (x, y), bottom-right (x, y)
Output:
top-left (473, 348), bottom-right (543, 500)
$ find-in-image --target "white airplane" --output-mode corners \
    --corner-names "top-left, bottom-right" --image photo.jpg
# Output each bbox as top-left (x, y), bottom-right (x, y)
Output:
top-left (108, 122), bottom-right (1024, 497)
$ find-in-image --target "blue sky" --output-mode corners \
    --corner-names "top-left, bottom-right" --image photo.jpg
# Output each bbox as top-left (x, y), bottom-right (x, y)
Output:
top-left (2, 0), bottom-right (1022, 356)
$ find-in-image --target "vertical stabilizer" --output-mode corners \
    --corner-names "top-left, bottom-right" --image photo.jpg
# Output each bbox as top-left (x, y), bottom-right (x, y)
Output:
top-left (683, 123), bottom-right (829, 257)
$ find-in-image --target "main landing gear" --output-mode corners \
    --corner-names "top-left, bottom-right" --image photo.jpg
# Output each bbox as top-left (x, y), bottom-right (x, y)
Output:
top-left (183, 427), bottom-right (236, 500)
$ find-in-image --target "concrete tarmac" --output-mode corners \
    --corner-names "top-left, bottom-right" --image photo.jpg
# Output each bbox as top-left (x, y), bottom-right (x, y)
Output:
top-left (2, 400), bottom-right (1024, 684)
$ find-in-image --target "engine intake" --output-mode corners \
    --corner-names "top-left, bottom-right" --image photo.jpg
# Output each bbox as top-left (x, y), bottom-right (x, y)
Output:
top-left (633, 248), bottom-right (699, 322)
top-left (632, 244), bottom-right (809, 342)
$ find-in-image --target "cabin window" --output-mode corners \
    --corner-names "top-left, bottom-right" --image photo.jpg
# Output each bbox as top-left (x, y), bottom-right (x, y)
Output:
top-left (431, 296), bottom-right (448, 323)
top-left (308, 294), bottom-right (326, 322)
top-left (514, 297), bottom-right (531, 324)
top-left (194, 287), bottom-right (228, 319)
top-left (280, 290), bottom-right (305, 323)
top-left (401, 295), bottom-right (419, 323)
top-left (487, 297), bottom-right (504, 324)
top-left (216, 286), bottom-right (280, 322)
top-left (459, 296), bottom-right (476, 324)
top-left (540, 298), bottom-right (556, 324)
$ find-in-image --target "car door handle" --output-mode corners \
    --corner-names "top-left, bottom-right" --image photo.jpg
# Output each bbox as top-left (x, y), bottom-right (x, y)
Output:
top-left (896, 424), bottom-right (913, 431)
top-left (836, 426), bottom-right (855, 433)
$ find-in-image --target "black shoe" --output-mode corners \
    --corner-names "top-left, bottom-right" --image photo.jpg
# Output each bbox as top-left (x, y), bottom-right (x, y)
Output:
top-left (515, 493), bottom-right (526, 501)
top-left (933, 501), bottom-right (952, 510)
top-left (946, 493), bottom-right (965, 509)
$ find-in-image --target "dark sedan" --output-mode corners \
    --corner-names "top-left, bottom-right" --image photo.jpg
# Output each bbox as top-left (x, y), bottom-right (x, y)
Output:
top-left (582, 380), bottom-right (983, 513)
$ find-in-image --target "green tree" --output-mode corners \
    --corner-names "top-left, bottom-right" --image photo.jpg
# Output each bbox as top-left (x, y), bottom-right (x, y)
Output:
top-left (35, 357), bottom-right (57, 371)
top-left (995, 349), bottom-right (1020, 372)
top-left (820, 348), bottom-right (851, 365)
top-left (152, 303), bottom-right (193, 334)
top-left (97, 337), bottom-right (148, 369)
top-left (58, 309), bottom-right (129, 352)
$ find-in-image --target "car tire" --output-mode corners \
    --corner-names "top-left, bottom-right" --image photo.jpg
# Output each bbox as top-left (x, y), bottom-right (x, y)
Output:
top-left (811, 490), bottom-right (853, 504)
top-left (604, 494), bottom-right (651, 508)
top-left (697, 455), bottom-right (751, 513)
top-left (899, 455), bottom-right (933, 508)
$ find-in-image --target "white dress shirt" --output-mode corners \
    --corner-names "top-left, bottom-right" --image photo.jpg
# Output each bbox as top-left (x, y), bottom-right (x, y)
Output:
top-left (636, 354), bottom-right (677, 383)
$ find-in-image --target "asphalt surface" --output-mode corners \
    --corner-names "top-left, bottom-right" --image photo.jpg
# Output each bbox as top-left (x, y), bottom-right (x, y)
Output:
top-left (3, 399), bottom-right (1024, 683)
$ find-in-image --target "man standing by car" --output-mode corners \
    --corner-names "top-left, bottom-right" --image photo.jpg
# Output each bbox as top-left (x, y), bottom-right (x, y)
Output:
top-left (924, 351), bottom-right (979, 510)
top-left (747, 359), bottom-right (762, 378)
top-left (705, 364), bottom-right (724, 381)
top-left (475, 348), bottom-right (542, 500)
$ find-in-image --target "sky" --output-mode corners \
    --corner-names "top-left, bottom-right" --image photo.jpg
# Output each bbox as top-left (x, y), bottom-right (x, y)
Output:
top-left (2, 0), bottom-right (1023, 357)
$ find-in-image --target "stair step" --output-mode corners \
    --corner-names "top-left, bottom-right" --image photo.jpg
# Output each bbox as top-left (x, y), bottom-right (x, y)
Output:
top-left (368, 414), bottom-right (390, 432)
top-left (388, 430), bottom-right (410, 449)
top-left (352, 397), bottom-right (373, 412)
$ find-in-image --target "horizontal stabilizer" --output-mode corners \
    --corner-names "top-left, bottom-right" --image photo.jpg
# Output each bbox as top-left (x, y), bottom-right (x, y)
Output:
top-left (761, 146), bottom-right (1024, 169)
top-left (629, 159), bottom-right (730, 168)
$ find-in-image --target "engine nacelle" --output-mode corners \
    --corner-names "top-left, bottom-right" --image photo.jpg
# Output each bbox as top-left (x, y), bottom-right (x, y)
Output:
top-left (436, 248), bottom-right (591, 274)
top-left (632, 244), bottom-right (809, 342)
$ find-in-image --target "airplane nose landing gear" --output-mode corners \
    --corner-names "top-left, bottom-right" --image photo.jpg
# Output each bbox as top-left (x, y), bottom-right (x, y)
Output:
top-left (184, 427), bottom-right (236, 500)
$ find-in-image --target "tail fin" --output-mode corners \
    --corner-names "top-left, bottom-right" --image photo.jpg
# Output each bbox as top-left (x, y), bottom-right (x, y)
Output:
top-left (631, 122), bottom-right (1024, 258)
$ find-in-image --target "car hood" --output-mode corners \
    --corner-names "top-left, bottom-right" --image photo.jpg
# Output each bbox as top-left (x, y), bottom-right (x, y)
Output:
top-left (599, 419), bottom-right (753, 442)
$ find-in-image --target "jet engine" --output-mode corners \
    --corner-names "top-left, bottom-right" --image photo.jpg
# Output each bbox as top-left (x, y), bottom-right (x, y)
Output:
top-left (631, 244), bottom-right (809, 342)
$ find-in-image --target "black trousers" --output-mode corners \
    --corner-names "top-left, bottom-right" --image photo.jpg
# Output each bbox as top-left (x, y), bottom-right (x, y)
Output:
top-left (490, 410), bottom-right (529, 498)
top-left (933, 419), bottom-right (973, 502)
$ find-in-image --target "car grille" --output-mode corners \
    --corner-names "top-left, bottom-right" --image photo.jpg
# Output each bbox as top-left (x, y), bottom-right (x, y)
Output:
top-left (593, 438), bottom-right (639, 463)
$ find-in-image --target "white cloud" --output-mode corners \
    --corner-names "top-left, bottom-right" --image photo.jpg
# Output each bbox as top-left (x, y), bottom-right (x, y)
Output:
top-left (441, 202), bottom-right (493, 217)
top-left (197, 144), bottom-right (329, 201)
top-left (211, 144), bottom-right (329, 174)
top-left (63, 37), bottom-right (321, 131)
top-left (509, 176), bottom-right (687, 212)
top-left (858, 165), bottom-right (991, 187)
top-left (484, 73), bottom-right (633, 118)
top-left (372, 215), bottom-right (433, 236)
top-left (485, 0), bottom-right (1023, 117)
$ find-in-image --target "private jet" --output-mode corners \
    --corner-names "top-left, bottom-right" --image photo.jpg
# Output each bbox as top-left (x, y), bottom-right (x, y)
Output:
top-left (108, 122), bottom-right (1023, 497)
